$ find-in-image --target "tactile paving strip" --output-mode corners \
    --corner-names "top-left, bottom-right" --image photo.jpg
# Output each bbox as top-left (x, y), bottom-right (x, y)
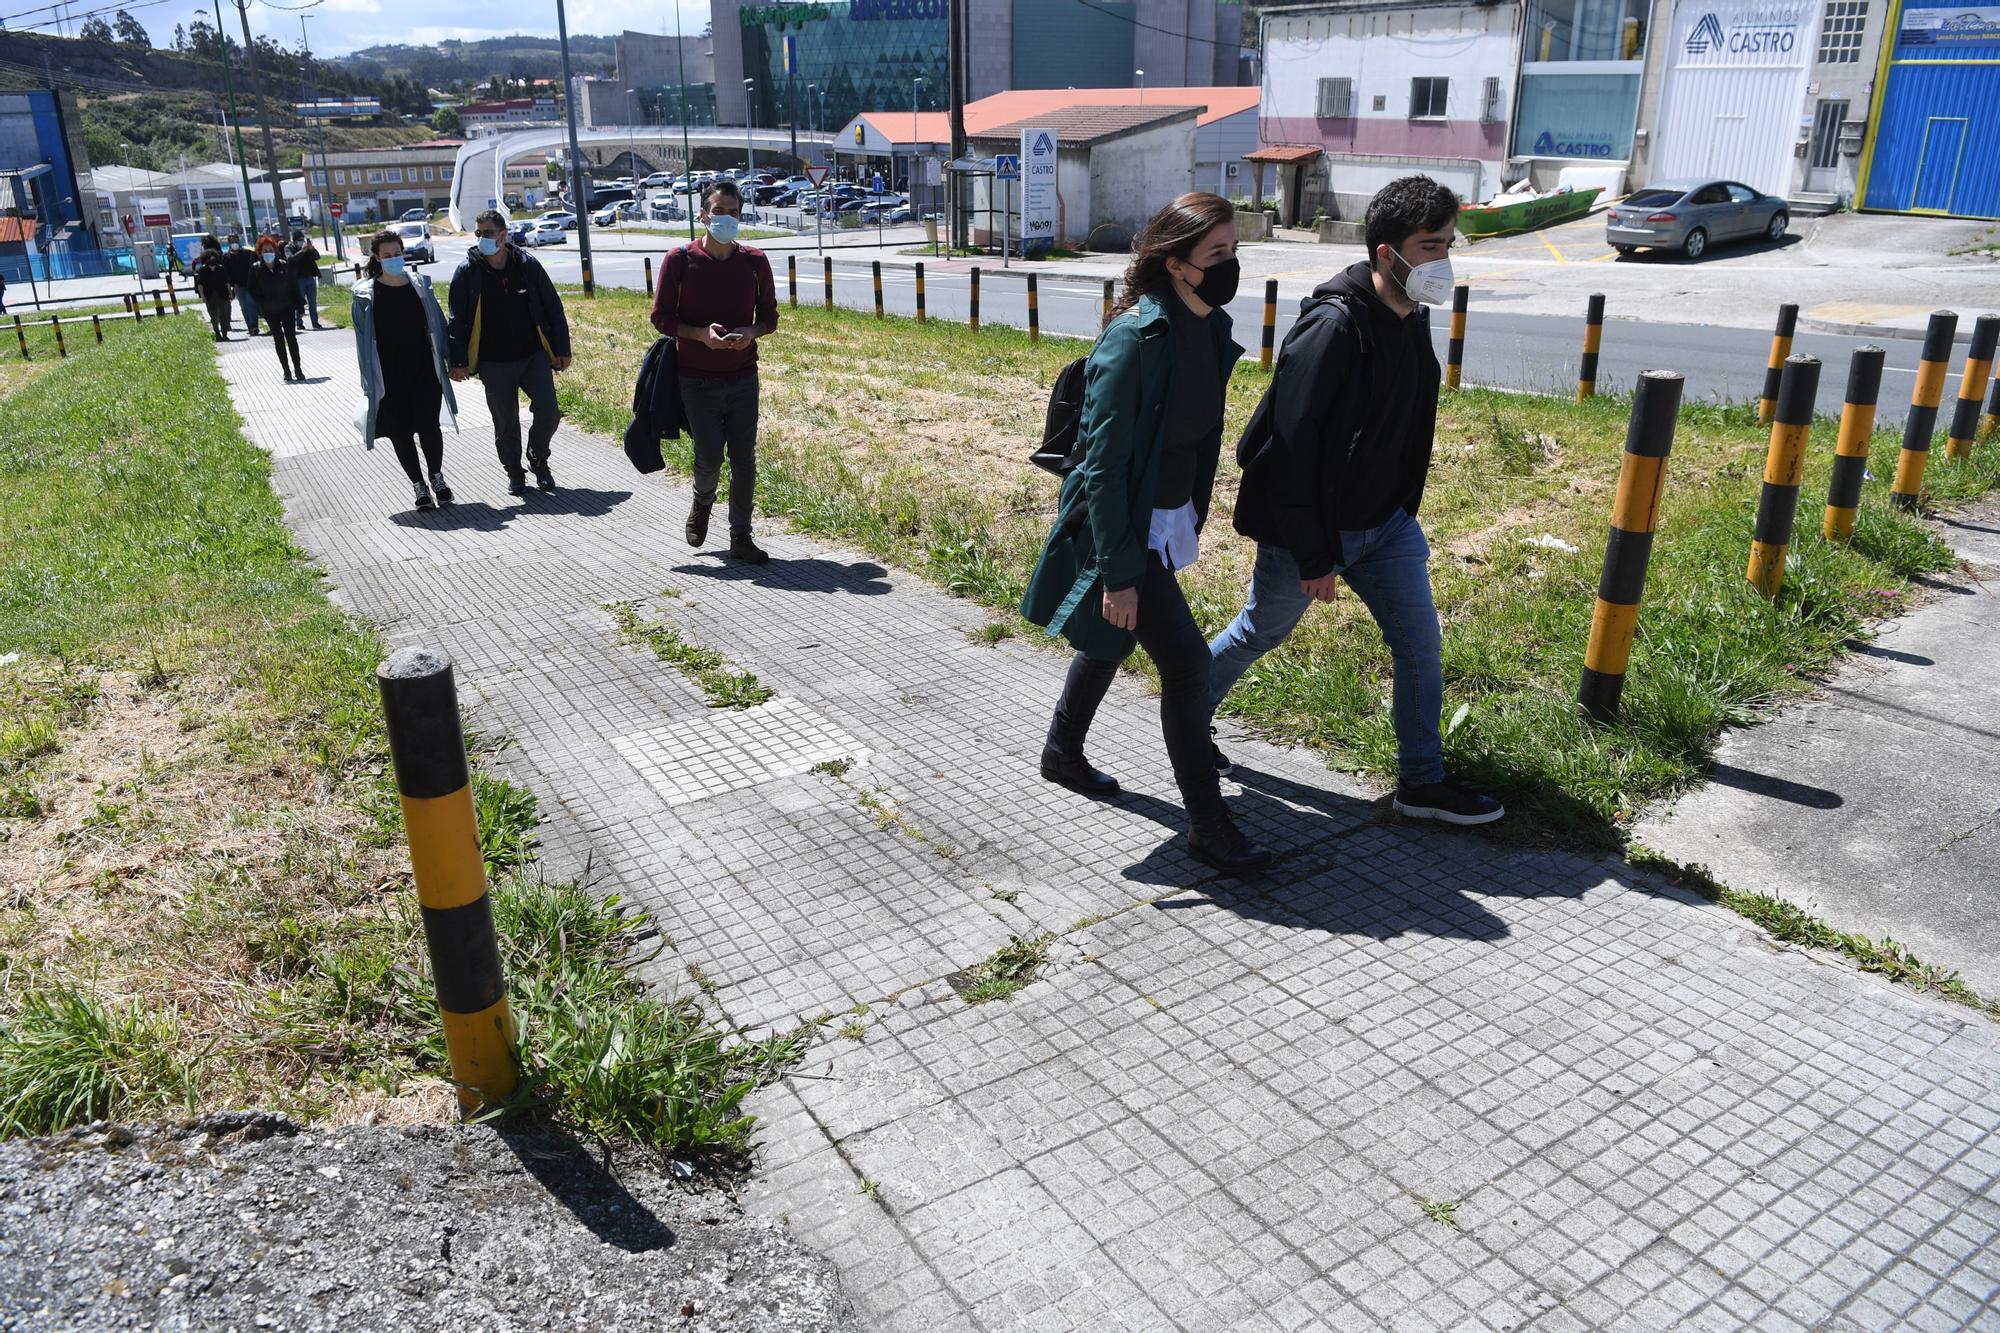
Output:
top-left (611, 696), bottom-right (869, 806)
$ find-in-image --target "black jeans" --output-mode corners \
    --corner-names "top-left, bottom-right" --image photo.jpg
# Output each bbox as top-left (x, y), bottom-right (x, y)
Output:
top-left (266, 309), bottom-right (301, 376)
top-left (478, 352), bottom-right (560, 477)
top-left (202, 292), bottom-right (231, 337)
top-left (680, 371), bottom-right (760, 535)
top-left (1049, 552), bottom-right (1225, 825)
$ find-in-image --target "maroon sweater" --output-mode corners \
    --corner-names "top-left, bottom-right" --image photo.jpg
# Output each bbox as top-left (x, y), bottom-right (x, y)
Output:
top-left (648, 241), bottom-right (779, 379)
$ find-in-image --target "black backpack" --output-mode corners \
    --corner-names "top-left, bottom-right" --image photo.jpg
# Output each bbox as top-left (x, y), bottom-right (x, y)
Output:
top-left (1235, 292), bottom-right (1372, 475)
top-left (1030, 354), bottom-right (1090, 477)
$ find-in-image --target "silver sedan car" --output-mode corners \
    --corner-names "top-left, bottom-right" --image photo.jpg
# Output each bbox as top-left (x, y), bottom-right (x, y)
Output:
top-left (1605, 178), bottom-right (1789, 260)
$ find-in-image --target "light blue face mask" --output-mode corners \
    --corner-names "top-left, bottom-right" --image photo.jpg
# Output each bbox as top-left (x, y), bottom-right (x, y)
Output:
top-left (478, 236), bottom-right (500, 256)
top-left (706, 214), bottom-right (740, 245)
top-left (381, 256), bottom-right (406, 277)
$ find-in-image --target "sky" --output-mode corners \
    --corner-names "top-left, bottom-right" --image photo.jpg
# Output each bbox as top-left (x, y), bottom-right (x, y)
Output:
top-left (23, 0), bottom-right (714, 60)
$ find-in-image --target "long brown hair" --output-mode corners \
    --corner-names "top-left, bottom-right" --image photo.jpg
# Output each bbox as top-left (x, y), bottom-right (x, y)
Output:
top-left (364, 228), bottom-right (401, 279)
top-left (1106, 192), bottom-right (1235, 326)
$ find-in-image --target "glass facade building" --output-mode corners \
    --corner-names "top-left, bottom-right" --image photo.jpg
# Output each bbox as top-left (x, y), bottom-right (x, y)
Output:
top-left (738, 2), bottom-right (948, 135)
top-left (1512, 0), bottom-right (1649, 160)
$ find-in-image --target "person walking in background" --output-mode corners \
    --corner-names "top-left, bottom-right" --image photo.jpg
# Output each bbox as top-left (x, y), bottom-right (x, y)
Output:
top-left (221, 233), bottom-right (259, 336)
top-left (190, 234), bottom-right (233, 340)
top-left (446, 209), bottom-right (572, 496)
top-left (649, 179), bottom-right (780, 565)
top-left (1019, 192), bottom-right (1271, 875)
top-left (287, 228), bottom-right (325, 331)
top-left (1209, 175), bottom-right (1503, 827)
top-left (352, 228), bottom-right (458, 514)
top-left (1, 268), bottom-right (9, 315)
top-left (248, 237), bottom-right (305, 382)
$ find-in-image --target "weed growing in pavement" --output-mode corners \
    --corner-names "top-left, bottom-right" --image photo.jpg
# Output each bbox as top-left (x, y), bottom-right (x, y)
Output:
top-left (1420, 1199), bottom-right (1461, 1231)
top-left (553, 292), bottom-right (2000, 846)
top-left (838, 1020), bottom-right (866, 1042)
top-left (953, 934), bottom-right (1054, 1005)
top-left (808, 757), bottom-right (853, 778)
top-left (1626, 848), bottom-right (2000, 1019)
top-left (0, 317), bottom-right (811, 1155)
top-left (857, 1177), bottom-right (880, 1198)
top-left (606, 600), bottom-right (774, 709)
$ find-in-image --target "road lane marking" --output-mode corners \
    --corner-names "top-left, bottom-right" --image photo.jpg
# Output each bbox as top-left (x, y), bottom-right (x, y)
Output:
top-left (1537, 233), bottom-right (1570, 265)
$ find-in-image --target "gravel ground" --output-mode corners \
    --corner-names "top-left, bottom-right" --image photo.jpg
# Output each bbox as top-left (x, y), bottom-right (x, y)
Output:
top-left (0, 1112), bottom-right (857, 1333)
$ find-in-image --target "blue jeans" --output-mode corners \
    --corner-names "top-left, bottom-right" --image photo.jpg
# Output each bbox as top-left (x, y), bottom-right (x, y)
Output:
top-left (296, 276), bottom-right (321, 327)
top-left (236, 288), bottom-right (259, 334)
top-left (1208, 509), bottom-right (1445, 785)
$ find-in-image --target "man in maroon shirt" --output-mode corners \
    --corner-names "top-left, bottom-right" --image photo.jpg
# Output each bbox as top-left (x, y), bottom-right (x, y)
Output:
top-left (649, 180), bottom-right (780, 565)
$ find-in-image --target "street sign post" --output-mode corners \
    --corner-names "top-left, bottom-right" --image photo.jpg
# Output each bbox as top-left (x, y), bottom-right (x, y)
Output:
top-left (993, 154), bottom-right (1022, 267)
top-left (1021, 128), bottom-right (1058, 257)
top-left (330, 201), bottom-right (343, 219)
top-left (994, 154), bottom-right (1020, 180)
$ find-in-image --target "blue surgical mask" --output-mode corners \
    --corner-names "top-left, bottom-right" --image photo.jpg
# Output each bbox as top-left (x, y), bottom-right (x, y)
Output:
top-left (706, 215), bottom-right (740, 245)
top-left (477, 236), bottom-right (500, 256)
top-left (381, 256), bottom-right (406, 277)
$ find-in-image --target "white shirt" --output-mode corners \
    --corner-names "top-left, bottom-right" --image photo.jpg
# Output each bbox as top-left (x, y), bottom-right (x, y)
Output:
top-left (1147, 501), bottom-right (1200, 573)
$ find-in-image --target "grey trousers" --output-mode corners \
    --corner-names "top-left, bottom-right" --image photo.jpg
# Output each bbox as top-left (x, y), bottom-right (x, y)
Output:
top-left (478, 351), bottom-right (560, 476)
top-left (680, 371), bottom-right (760, 536)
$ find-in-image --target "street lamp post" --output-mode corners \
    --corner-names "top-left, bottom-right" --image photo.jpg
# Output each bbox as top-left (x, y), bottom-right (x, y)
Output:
top-left (912, 76), bottom-right (924, 210)
top-left (624, 87), bottom-right (640, 179)
top-left (1137, 68), bottom-right (1146, 104)
top-left (806, 83), bottom-right (816, 136)
top-left (743, 78), bottom-right (757, 182)
top-left (673, 0), bottom-right (696, 243)
top-left (553, 0), bottom-right (594, 294)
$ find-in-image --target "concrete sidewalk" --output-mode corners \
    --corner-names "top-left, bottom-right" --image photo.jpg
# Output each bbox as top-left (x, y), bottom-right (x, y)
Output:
top-left (217, 333), bottom-right (1998, 1330)
top-left (1637, 498), bottom-right (2000, 997)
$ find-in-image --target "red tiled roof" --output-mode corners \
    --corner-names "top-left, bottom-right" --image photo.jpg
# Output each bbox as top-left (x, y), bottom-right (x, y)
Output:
top-left (972, 105), bottom-right (1197, 147)
top-left (1245, 144), bottom-right (1323, 164)
top-left (0, 217), bottom-right (38, 244)
top-left (852, 86), bottom-right (1259, 145)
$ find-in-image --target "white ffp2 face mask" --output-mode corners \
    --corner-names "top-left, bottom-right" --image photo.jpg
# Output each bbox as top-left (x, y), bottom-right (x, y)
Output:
top-left (1394, 250), bottom-right (1454, 306)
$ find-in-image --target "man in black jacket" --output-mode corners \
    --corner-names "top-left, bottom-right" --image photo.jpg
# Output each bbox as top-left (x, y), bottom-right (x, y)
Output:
top-left (285, 228), bottom-right (325, 330)
top-left (220, 234), bottom-right (259, 336)
top-left (446, 209), bottom-right (574, 496)
top-left (1209, 176), bottom-right (1503, 826)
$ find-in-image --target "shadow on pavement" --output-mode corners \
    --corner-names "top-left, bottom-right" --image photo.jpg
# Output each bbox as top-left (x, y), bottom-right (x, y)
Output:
top-left (1848, 640), bottom-right (1934, 667)
top-left (671, 555), bottom-right (892, 596)
top-left (392, 501), bottom-right (517, 533)
top-left (1938, 514), bottom-right (2000, 537)
top-left (516, 486), bottom-right (633, 519)
top-left (1709, 762), bottom-right (1844, 810)
top-left (497, 1127), bottom-right (677, 1254)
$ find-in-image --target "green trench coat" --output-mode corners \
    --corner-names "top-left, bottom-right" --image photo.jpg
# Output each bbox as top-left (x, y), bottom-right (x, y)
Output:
top-left (1020, 291), bottom-right (1245, 661)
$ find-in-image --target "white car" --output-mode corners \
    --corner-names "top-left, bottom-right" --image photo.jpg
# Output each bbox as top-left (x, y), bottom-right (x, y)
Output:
top-left (533, 210), bottom-right (579, 231)
top-left (523, 220), bottom-right (569, 247)
top-left (393, 221), bottom-right (435, 264)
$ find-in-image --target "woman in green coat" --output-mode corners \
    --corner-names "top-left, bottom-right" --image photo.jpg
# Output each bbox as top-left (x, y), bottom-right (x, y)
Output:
top-left (1019, 192), bottom-right (1270, 874)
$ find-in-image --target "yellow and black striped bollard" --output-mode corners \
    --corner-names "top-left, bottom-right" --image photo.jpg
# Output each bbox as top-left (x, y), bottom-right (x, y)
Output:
top-left (872, 261), bottom-right (884, 318)
top-left (1890, 311), bottom-right (1959, 510)
top-left (915, 263), bottom-right (926, 323)
top-left (168, 284), bottom-right (180, 314)
top-left (49, 315), bottom-right (65, 358)
top-left (643, 255), bottom-right (654, 298)
top-left (787, 255), bottom-right (797, 308)
top-left (1822, 345), bottom-right (1885, 543)
top-left (1986, 353), bottom-right (2000, 440)
top-left (375, 647), bottom-right (517, 1113)
top-left (1576, 293), bottom-right (1605, 400)
top-left (1259, 279), bottom-right (1278, 371)
top-left (1945, 314), bottom-right (1997, 460)
top-left (1101, 278), bottom-right (1113, 327)
top-left (970, 266), bottom-right (981, 331)
top-left (1027, 273), bottom-right (1039, 341)
top-left (154, 291), bottom-right (166, 318)
top-left (1446, 284), bottom-right (1469, 390)
top-left (92, 314), bottom-right (103, 344)
top-left (1746, 354), bottom-right (1823, 598)
top-left (1579, 370), bottom-right (1684, 721)
top-left (1758, 303), bottom-right (1798, 424)
top-left (580, 252), bottom-right (595, 297)
top-left (823, 256), bottom-right (834, 310)
top-left (13, 314), bottom-right (26, 359)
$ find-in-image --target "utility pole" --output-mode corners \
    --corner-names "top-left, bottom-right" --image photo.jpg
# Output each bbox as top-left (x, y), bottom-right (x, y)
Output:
top-left (212, 0), bottom-right (258, 239)
top-left (230, 0), bottom-right (284, 238)
top-left (673, 0), bottom-right (696, 244)
top-left (948, 0), bottom-right (967, 250)
top-left (554, 0), bottom-right (594, 295)
top-left (300, 15), bottom-right (335, 252)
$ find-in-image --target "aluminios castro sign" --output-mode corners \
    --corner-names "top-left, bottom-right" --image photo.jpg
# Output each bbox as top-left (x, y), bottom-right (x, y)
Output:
top-left (1681, 3), bottom-right (1811, 59)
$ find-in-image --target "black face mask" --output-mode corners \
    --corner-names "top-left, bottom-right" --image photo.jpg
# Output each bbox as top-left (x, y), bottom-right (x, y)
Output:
top-left (1183, 255), bottom-right (1240, 308)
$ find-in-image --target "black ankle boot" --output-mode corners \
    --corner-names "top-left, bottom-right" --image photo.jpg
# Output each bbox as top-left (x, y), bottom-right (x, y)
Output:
top-left (1040, 743), bottom-right (1118, 795)
top-left (1188, 813), bottom-right (1273, 874)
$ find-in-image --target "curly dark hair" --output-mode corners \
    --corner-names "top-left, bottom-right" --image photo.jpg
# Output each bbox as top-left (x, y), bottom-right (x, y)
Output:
top-left (1363, 175), bottom-right (1461, 264)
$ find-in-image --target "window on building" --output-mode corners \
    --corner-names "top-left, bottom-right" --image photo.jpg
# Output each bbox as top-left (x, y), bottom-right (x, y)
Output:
top-left (424, 166), bottom-right (435, 181)
top-left (1316, 78), bottom-right (1355, 119)
top-left (1818, 1), bottom-right (1867, 63)
top-left (1481, 77), bottom-right (1504, 124)
top-left (386, 168), bottom-right (403, 183)
top-left (366, 169), bottom-right (383, 184)
top-left (1410, 78), bottom-right (1449, 119)
top-left (441, 165), bottom-right (454, 181)
top-left (332, 170), bottom-right (345, 185)
top-left (310, 170), bottom-right (326, 187)
top-left (1525, 0), bottom-right (1648, 62)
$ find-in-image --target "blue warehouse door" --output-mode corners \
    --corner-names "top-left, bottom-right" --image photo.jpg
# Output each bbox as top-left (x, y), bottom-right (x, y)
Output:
top-left (1911, 118), bottom-right (1967, 212)
top-left (1863, 0), bottom-right (2000, 219)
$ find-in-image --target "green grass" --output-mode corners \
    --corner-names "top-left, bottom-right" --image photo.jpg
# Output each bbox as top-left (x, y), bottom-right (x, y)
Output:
top-left (606, 600), bottom-right (774, 708)
top-left (0, 315), bottom-right (810, 1153)
top-left (952, 934), bottom-right (1054, 1005)
top-left (554, 290), bottom-right (2000, 845)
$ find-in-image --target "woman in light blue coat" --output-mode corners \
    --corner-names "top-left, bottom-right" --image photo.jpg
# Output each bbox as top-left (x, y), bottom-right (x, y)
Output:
top-left (351, 228), bottom-right (459, 512)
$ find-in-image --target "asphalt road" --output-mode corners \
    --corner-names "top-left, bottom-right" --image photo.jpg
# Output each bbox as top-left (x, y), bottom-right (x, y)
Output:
top-left (525, 247), bottom-right (1941, 430)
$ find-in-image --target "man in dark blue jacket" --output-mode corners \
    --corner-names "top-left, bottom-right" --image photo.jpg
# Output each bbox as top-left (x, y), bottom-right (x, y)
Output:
top-left (446, 209), bottom-right (573, 495)
top-left (1210, 176), bottom-right (1504, 826)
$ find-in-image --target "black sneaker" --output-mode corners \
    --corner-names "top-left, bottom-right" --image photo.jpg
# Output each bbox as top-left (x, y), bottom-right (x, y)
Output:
top-left (729, 533), bottom-right (769, 566)
top-left (429, 472), bottom-right (453, 505)
top-left (1393, 779), bottom-right (1505, 826)
top-left (412, 480), bottom-right (436, 512)
top-left (533, 464), bottom-right (556, 491)
top-left (1210, 726), bottom-right (1232, 778)
top-left (1187, 814), bottom-right (1273, 874)
top-left (507, 471), bottom-right (528, 497)
top-left (685, 500), bottom-right (712, 548)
